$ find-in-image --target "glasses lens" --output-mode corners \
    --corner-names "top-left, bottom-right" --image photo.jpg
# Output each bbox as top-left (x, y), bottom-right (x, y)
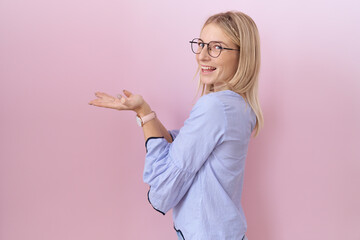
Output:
top-left (208, 42), bottom-right (222, 58)
top-left (191, 39), bottom-right (203, 54)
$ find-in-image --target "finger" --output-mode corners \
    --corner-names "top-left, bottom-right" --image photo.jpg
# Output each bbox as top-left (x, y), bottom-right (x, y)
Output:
top-left (115, 93), bottom-right (125, 103)
top-left (123, 89), bottom-right (132, 98)
top-left (101, 92), bottom-right (115, 99)
top-left (89, 99), bottom-right (112, 108)
top-left (88, 100), bottom-right (98, 106)
top-left (89, 98), bottom-right (97, 105)
top-left (95, 92), bottom-right (104, 98)
top-left (89, 97), bottom-right (102, 103)
top-left (89, 98), bottom-right (128, 110)
top-left (120, 96), bottom-right (126, 104)
top-left (96, 92), bottom-right (117, 102)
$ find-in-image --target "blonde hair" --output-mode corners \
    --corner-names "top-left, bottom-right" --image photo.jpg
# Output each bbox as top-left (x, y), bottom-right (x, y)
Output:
top-left (193, 11), bottom-right (264, 137)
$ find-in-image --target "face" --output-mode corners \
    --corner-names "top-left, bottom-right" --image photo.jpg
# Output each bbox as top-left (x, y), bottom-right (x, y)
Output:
top-left (196, 23), bottom-right (239, 92)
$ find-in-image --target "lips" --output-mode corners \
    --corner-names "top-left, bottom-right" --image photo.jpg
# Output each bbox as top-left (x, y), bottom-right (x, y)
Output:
top-left (201, 65), bottom-right (217, 73)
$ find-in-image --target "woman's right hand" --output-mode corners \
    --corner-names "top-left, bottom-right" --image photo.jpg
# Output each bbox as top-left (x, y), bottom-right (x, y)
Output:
top-left (89, 89), bottom-right (145, 112)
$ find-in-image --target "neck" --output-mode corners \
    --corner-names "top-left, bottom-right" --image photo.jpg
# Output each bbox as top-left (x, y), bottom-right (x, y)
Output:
top-left (213, 83), bottom-right (230, 92)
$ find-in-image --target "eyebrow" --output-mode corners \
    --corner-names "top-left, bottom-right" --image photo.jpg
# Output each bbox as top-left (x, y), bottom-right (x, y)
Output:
top-left (198, 38), bottom-right (229, 47)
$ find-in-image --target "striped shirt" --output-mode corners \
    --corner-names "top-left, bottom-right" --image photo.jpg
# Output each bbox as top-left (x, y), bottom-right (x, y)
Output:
top-left (143, 90), bottom-right (256, 239)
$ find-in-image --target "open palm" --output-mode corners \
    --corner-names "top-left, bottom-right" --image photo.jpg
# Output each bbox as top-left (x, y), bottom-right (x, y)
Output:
top-left (89, 90), bottom-right (144, 111)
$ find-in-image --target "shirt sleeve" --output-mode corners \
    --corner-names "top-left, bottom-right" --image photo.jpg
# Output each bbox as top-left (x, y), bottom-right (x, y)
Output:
top-left (143, 94), bottom-right (227, 214)
top-left (168, 129), bottom-right (180, 141)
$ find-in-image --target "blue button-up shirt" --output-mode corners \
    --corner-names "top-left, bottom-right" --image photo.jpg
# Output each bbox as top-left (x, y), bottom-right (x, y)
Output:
top-left (143, 90), bottom-right (256, 239)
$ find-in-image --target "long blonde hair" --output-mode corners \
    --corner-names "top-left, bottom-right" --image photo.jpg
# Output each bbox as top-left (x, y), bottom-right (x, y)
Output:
top-left (193, 11), bottom-right (264, 137)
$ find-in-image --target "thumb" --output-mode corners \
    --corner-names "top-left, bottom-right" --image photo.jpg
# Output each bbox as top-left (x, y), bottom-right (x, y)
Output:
top-left (123, 89), bottom-right (132, 98)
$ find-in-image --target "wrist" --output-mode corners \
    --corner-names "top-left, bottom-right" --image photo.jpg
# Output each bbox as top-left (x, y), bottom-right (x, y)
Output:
top-left (135, 102), bottom-right (152, 117)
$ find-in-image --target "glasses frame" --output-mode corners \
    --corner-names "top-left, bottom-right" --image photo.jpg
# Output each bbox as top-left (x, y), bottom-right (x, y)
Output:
top-left (189, 38), bottom-right (240, 58)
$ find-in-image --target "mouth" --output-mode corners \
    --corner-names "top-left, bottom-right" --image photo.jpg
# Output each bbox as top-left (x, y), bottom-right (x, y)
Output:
top-left (201, 65), bottom-right (217, 73)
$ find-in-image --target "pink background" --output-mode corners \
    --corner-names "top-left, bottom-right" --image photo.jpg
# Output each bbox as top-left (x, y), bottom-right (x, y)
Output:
top-left (1, 0), bottom-right (359, 239)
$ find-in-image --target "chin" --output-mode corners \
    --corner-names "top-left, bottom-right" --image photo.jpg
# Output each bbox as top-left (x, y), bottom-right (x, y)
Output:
top-left (200, 77), bottom-right (217, 86)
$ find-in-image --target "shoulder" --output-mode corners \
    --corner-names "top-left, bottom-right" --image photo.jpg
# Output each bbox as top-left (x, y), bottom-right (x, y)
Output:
top-left (202, 90), bottom-right (255, 126)
top-left (184, 93), bottom-right (228, 133)
top-left (195, 91), bottom-right (229, 109)
top-left (194, 90), bottom-right (246, 115)
top-left (208, 90), bottom-right (256, 133)
top-left (192, 92), bottom-right (226, 118)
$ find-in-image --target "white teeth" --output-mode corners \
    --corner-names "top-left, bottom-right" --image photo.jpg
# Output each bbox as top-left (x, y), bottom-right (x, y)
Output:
top-left (201, 66), bottom-right (216, 70)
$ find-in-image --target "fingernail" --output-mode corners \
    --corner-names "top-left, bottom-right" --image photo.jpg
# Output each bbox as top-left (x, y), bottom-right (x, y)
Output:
top-left (117, 94), bottom-right (122, 99)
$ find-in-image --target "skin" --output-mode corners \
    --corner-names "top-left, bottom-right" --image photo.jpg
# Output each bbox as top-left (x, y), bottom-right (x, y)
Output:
top-left (197, 23), bottom-right (239, 91)
top-left (88, 23), bottom-right (239, 143)
top-left (89, 90), bottom-right (173, 143)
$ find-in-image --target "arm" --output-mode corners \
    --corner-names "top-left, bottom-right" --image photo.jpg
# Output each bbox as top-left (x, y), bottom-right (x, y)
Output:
top-left (89, 90), bottom-right (173, 144)
top-left (143, 94), bottom-right (227, 214)
top-left (135, 101), bottom-right (173, 143)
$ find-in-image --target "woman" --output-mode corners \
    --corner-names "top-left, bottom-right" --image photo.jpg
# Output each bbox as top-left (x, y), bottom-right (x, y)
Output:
top-left (89, 11), bottom-right (263, 240)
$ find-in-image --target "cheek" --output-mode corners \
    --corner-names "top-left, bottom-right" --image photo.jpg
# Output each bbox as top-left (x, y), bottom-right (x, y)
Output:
top-left (195, 54), bottom-right (200, 63)
top-left (231, 61), bottom-right (238, 73)
top-left (226, 58), bottom-right (238, 74)
top-left (220, 60), bottom-right (238, 77)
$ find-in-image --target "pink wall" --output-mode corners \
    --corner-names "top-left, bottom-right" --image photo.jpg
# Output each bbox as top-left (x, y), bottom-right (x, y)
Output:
top-left (1, 0), bottom-right (359, 239)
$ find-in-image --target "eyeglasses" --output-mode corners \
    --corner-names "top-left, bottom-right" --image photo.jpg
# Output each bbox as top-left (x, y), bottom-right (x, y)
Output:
top-left (189, 38), bottom-right (240, 58)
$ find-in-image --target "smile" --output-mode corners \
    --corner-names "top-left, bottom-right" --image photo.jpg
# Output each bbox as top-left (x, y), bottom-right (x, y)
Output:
top-left (201, 65), bottom-right (217, 73)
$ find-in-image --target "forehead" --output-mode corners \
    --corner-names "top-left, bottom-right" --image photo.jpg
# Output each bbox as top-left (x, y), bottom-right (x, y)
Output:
top-left (200, 23), bottom-right (232, 44)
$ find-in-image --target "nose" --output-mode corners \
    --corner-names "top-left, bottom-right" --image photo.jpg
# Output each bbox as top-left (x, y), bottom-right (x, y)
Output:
top-left (197, 45), bottom-right (211, 61)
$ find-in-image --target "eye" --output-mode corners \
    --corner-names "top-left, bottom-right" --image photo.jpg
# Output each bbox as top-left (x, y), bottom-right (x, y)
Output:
top-left (198, 42), bottom-right (205, 48)
top-left (214, 44), bottom-right (223, 50)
